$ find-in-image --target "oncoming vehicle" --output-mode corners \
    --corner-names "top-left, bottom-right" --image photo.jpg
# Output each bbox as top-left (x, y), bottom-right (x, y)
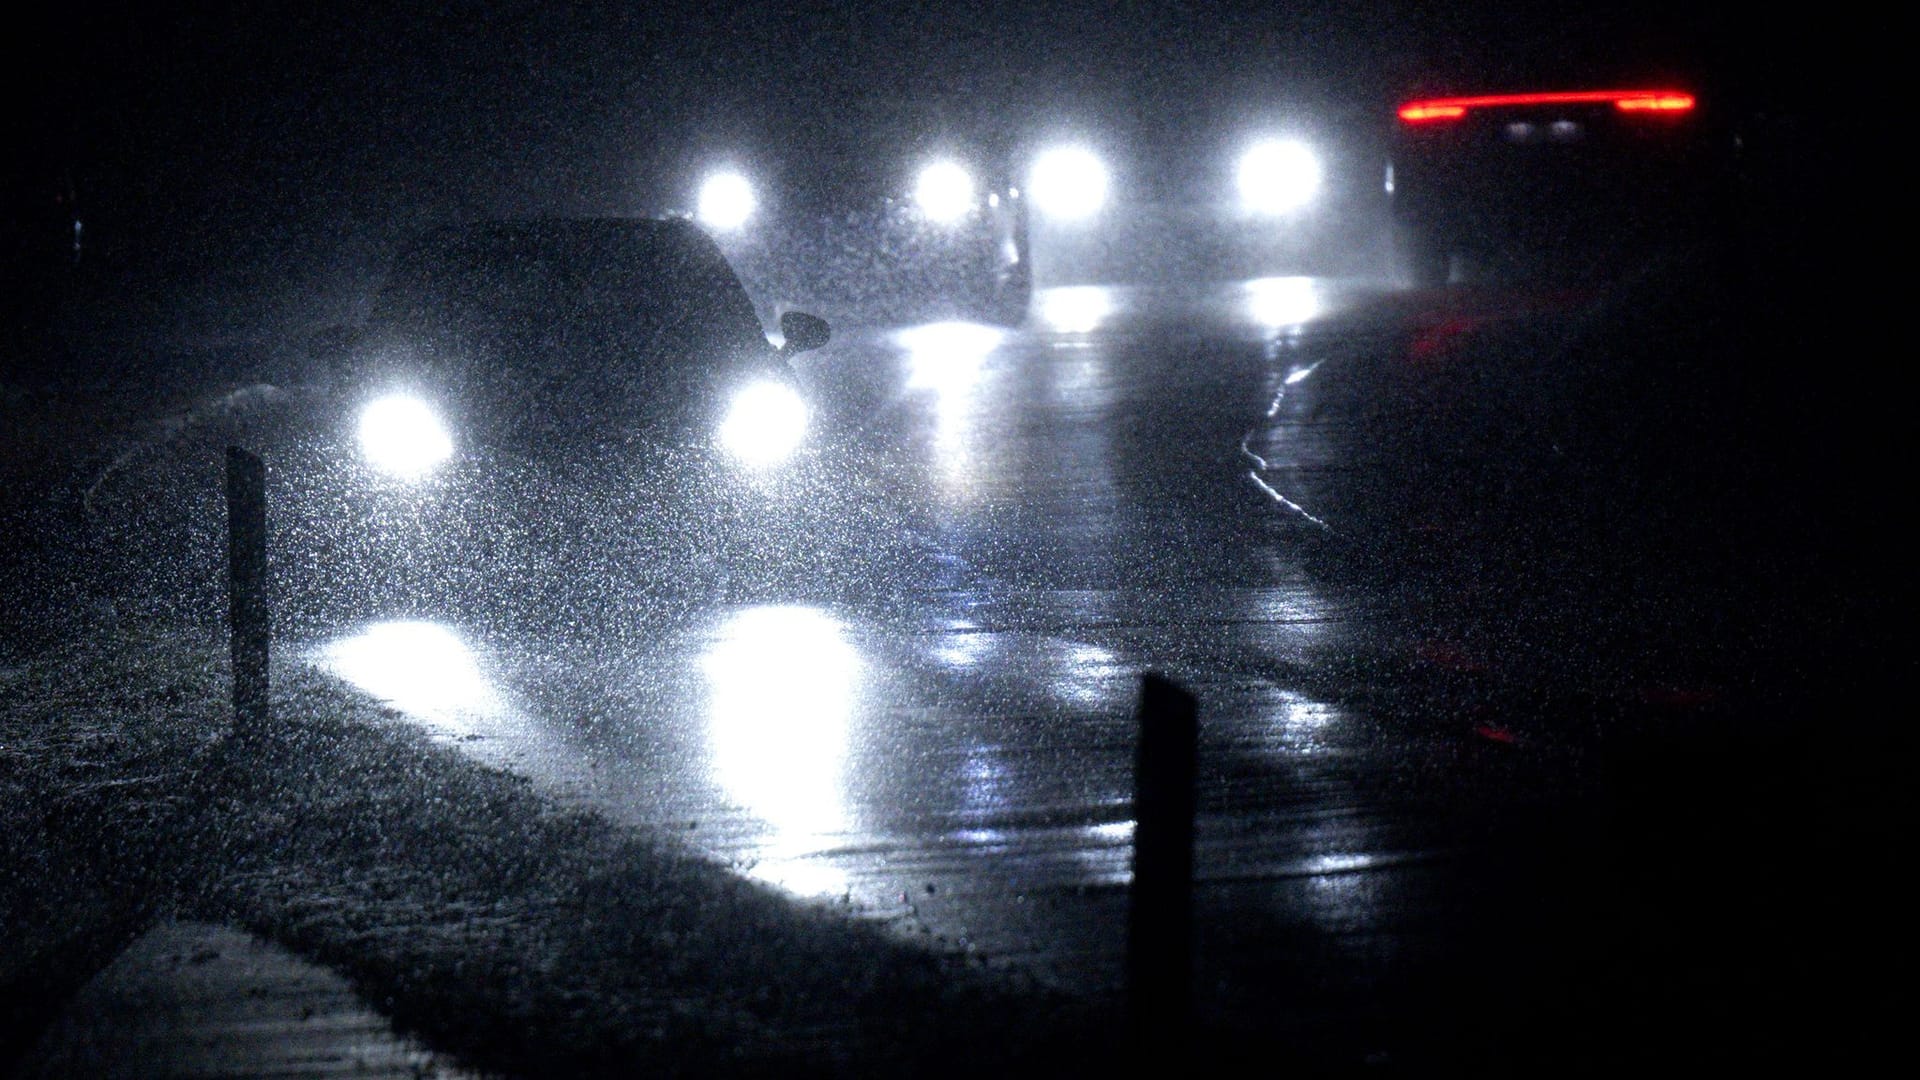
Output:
top-left (1387, 87), bottom-right (1722, 286)
top-left (1018, 117), bottom-right (1368, 285)
top-left (675, 100), bottom-right (1032, 326)
top-left (339, 218), bottom-right (825, 472)
top-left (84, 218), bottom-right (921, 631)
top-left (1242, 252), bottom-right (1782, 607)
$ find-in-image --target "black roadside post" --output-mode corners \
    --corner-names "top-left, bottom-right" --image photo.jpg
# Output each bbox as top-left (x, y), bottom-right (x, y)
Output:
top-left (226, 446), bottom-right (269, 734)
top-left (1127, 672), bottom-right (1199, 1058)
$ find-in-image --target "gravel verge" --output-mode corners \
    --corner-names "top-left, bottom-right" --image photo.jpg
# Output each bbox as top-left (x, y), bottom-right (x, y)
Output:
top-left (1, 632), bottom-right (1111, 1075)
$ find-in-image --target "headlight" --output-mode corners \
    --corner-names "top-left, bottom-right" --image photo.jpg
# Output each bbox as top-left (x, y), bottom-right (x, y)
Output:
top-left (1029, 145), bottom-right (1109, 221)
top-left (697, 170), bottom-right (756, 231)
top-left (718, 380), bottom-right (808, 467)
top-left (1237, 139), bottom-right (1321, 215)
top-left (358, 395), bottom-right (453, 479)
top-left (914, 160), bottom-right (974, 223)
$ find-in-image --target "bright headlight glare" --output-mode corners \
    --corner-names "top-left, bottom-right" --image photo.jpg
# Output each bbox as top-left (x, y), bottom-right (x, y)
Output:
top-left (718, 380), bottom-right (808, 466)
top-left (914, 160), bottom-right (975, 223)
top-left (1237, 139), bottom-right (1322, 215)
top-left (1030, 145), bottom-right (1109, 221)
top-left (698, 170), bottom-right (755, 231)
top-left (358, 395), bottom-right (453, 479)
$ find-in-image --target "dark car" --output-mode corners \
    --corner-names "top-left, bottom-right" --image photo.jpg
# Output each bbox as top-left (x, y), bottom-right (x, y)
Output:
top-left (1244, 257), bottom-right (1827, 699)
top-left (1241, 254), bottom-right (1805, 669)
top-left (81, 218), bottom-right (923, 632)
top-left (669, 99), bottom-right (1032, 326)
top-left (1022, 108), bottom-right (1381, 286)
top-left (1387, 87), bottom-right (1726, 286)
top-left (337, 218), bottom-right (823, 464)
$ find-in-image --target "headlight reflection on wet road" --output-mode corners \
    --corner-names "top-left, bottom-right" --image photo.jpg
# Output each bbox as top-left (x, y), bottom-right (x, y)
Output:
top-left (1245, 275), bottom-right (1322, 330)
top-left (700, 606), bottom-right (862, 896)
top-left (899, 321), bottom-right (1007, 497)
top-left (1039, 285), bottom-right (1115, 335)
top-left (319, 621), bottom-right (501, 732)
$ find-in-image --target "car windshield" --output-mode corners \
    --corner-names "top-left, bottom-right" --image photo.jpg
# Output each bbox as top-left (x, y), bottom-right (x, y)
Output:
top-left (373, 220), bottom-right (767, 363)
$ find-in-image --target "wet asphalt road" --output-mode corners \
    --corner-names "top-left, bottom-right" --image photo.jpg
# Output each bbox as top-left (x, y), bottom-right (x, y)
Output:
top-left (296, 279), bottom-right (1799, 1063)
top-left (312, 283), bottom-right (1369, 912)
top-left (14, 277), bottom-right (1877, 1066)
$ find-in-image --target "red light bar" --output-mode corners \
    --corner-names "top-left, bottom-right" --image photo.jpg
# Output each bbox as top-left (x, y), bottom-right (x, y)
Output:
top-left (1397, 89), bottom-right (1696, 123)
top-left (1615, 92), bottom-right (1696, 112)
top-left (1398, 103), bottom-right (1467, 122)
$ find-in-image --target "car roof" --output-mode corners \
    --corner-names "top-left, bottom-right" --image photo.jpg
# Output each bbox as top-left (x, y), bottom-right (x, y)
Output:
top-left (395, 217), bottom-right (731, 276)
top-left (374, 217), bottom-right (767, 356)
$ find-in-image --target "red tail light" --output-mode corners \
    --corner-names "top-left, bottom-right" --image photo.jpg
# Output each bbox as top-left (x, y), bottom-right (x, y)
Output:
top-left (1397, 89), bottom-right (1696, 124)
top-left (1398, 103), bottom-right (1468, 123)
top-left (1614, 92), bottom-right (1696, 112)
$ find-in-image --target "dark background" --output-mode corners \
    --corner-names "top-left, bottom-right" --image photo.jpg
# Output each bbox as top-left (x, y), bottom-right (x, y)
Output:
top-left (2, 3), bottom-right (1860, 343)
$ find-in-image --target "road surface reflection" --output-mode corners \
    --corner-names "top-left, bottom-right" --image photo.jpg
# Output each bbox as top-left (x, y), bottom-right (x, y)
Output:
top-left (291, 278), bottom-right (1438, 998)
top-left (898, 321), bottom-right (1007, 498)
top-left (1244, 275), bottom-right (1322, 330)
top-left (700, 605), bottom-right (862, 895)
top-left (1038, 284), bottom-right (1116, 334)
top-left (318, 620), bottom-right (503, 732)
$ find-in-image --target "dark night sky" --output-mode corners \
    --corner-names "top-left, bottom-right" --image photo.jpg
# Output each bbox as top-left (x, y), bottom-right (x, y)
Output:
top-left (7, 2), bottom-right (1813, 332)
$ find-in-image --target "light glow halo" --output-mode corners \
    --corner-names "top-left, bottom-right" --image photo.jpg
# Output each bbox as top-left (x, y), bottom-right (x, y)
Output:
top-left (697, 170), bottom-right (756, 231)
top-left (914, 160), bottom-right (975, 223)
top-left (717, 379), bottom-right (809, 467)
top-left (357, 394), bottom-right (453, 479)
top-left (1029, 145), bottom-right (1109, 221)
top-left (1237, 139), bottom-right (1322, 215)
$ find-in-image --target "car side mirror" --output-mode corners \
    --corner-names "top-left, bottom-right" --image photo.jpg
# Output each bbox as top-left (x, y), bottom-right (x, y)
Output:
top-left (779, 311), bottom-right (830, 356)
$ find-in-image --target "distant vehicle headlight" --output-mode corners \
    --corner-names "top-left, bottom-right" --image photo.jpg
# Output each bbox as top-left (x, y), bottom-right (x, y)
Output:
top-left (697, 170), bottom-right (756, 231)
top-left (1030, 146), bottom-right (1109, 221)
top-left (358, 395), bottom-right (453, 479)
top-left (1237, 139), bottom-right (1321, 215)
top-left (914, 160), bottom-right (975, 223)
top-left (718, 380), bottom-right (808, 467)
